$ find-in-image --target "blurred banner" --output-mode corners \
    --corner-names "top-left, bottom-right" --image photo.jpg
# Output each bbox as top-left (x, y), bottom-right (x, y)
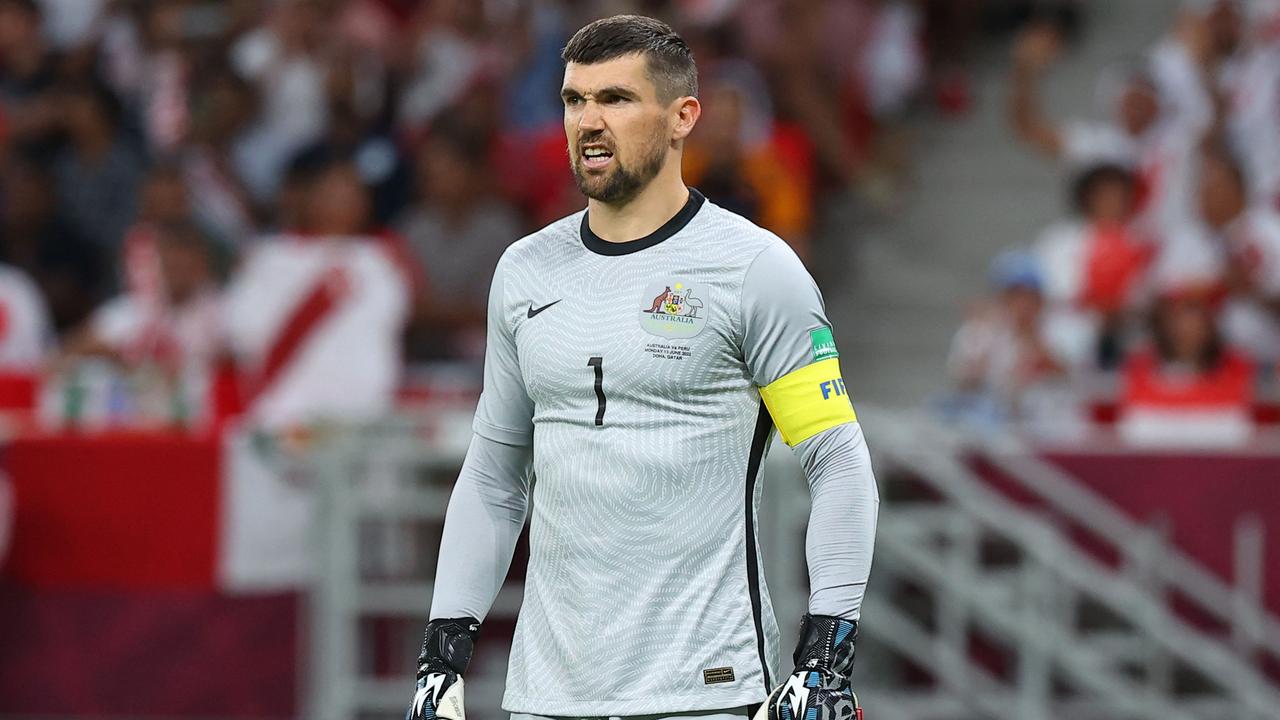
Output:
top-left (0, 430), bottom-right (298, 717)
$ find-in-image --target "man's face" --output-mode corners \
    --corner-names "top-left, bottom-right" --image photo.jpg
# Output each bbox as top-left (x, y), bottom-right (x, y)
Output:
top-left (1119, 83), bottom-right (1159, 137)
top-left (1198, 155), bottom-right (1245, 229)
top-left (1086, 178), bottom-right (1134, 224)
top-left (1160, 297), bottom-right (1213, 363)
top-left (307, 165), bottom-right (371, 236)
top-left (1207, 0), bottom-right (1242, 56)
top-left (157, 239), bottom-right (209, 305)
top-left (562, 54), bottom-right (676, 205)
top-left (1003, 286), bottom-right (1043, 331)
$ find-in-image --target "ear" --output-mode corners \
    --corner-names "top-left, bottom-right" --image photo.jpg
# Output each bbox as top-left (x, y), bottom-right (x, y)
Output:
top-left (670, 96), bottom-right (701, 143)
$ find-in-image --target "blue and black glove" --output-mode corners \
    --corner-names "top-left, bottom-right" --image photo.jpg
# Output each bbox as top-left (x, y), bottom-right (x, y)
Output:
top-left (754, 614), bottom-right (863, 720)
top-left (406, 617), bottom-right (479, 720)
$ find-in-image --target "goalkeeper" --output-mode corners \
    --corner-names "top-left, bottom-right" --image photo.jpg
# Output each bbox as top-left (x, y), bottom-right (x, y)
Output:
top-left (408, 13), bottom-right (878, 720)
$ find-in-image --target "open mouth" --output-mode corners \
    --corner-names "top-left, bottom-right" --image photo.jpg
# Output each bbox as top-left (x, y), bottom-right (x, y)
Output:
top-left (581, 145), bottom-right (614, 170)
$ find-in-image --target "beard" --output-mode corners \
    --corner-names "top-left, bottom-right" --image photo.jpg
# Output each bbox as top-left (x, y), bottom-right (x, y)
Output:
top-left (570, 127), bottom-right (668, 205)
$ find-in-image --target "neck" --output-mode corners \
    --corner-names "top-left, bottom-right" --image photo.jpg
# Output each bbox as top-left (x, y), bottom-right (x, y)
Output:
top-left (586, 160), bottom-right (689, 242)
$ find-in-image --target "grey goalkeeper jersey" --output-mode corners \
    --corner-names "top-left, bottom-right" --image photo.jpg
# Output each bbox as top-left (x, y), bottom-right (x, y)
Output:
top-left (463, 190), bottom-right (865, 714)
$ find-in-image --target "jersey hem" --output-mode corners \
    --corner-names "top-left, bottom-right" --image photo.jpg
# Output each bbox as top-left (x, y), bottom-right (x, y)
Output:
top-left (501, 689), bottom-right (769, 715)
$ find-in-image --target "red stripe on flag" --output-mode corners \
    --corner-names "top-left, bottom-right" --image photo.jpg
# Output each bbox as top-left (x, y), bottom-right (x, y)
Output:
top-left (4, 432), bottom-right (221, 590)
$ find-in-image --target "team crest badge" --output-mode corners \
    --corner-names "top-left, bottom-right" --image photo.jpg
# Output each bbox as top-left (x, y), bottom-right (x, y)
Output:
top-left (640, 281), bottom-right (707, 338)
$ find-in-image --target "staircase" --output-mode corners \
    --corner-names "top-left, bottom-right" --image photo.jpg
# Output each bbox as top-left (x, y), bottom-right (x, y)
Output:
top-left (826, 0), bottom-right (1184, 406)
top-left (857, 407), bottom-right (1280, 720)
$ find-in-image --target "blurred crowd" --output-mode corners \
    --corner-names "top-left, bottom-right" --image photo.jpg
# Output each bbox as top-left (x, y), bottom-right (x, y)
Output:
top-left (0, 0), bottom-right (1080, 432)
top-left (0, 0), bottom-right (954, 432)
top-left (947, 0), bottom-right (1280, 444)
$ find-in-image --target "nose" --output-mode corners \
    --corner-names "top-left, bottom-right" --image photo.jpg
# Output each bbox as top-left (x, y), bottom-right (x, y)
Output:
top-left (578, 100), bottom-right (605, 131)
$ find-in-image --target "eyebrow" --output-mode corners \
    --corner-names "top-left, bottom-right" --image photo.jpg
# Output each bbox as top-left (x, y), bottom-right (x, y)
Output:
top-left (561, 84), bottom-right (643, 101)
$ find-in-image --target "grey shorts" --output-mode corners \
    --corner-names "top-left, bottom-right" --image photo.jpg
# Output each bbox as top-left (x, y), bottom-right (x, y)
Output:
top-left (512, 707), bottom-right (756, 720)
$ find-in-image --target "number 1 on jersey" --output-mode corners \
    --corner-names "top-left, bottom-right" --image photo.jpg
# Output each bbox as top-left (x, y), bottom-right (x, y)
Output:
top-left (588, 356), bottom-right (606, 426)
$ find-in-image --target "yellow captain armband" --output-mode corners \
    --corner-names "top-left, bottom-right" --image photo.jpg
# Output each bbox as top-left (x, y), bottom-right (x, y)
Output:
top-left (758, 358), bottom-right (858, 446)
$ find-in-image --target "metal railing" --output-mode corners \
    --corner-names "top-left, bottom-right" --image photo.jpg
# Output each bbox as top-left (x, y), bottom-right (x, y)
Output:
top-left (305, 409), bottom-right (1280, 720)
top-left (860, 406), bottom-right (1280, 720)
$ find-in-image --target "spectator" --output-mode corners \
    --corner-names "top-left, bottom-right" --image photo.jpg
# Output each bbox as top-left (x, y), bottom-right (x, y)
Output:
top-left (1195, 145), bottom-right (1280, 364)
top-left (52, 80), bottom-right (144, 267)
top-left (683, 67), bottom-right (813, 255)
top-left (302, 152), bottom-right (378, 238)
top-left (113, 0), bottom-right (196, 153)
top-left (397, 0), bottom-right (504, 135)
top-left (1225, 0), bottom-right (1280, 208)
top-left (0, 0), bottom-right (62, 158)
top-left (859, 1), bottom-right (927, 121)
top-left (119, 160), bottom-right (225, 309)
top-left (1119, 282), bottom-right (1254, 446)
top-left (223, 154), bottom-right (409, 428)
top-left (291, 97), bottom-right (411, 227)
top-left (0, 260), bottom-right (52, 370)
top-left (396, 119), bottom-right (520, 361)
top-left (943, 250), bottom-right (1082, 429)
top-left (184, 65), bottom-right (259, 248)
top-left (503, 0), bottom-right (573, 132)
top-left (0, 153), bottom-right (102, 331)
top-left (1149, 0), bottom-right (1242, 135)
top-left (1010, 24), bottom-right (1155, 169)
top-left (61, 219), bottom-right (225, 427)
top-left (230, 0), bottom-right (332, 203)
top-left (1035, 164), bottom-right (1154, 368)
top-left (69, 219), bottom-right (222, 366)
top-left (272, 151), bottom-right (320, 233)
top-left (740, 0), bottom-right (863, 188)
top-left (1009, 23), bottom-right (1201, 232)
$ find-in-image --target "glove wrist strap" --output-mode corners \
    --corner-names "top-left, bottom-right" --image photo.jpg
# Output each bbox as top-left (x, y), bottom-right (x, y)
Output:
top-left (419, 617), bottom-right (481, 676)
top-left (793, 613), bottom-right (857, 677)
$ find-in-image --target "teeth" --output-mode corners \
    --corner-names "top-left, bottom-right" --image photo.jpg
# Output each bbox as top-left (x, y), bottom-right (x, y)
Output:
top-left (584, 148), bottom-right (610, 158)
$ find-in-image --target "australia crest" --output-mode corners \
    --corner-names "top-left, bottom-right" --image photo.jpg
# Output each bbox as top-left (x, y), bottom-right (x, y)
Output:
top-left (640, 281), bottom-right (707, 339)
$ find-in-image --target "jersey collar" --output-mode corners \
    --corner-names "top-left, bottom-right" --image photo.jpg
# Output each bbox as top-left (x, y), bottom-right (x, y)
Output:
top-left (580, 188), bottom-right (706, 256)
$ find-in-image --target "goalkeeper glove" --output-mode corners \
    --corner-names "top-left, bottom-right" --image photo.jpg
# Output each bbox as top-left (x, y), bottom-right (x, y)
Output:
top-left (754, 614), bottom-right (863, 720)
top-left (406, 617), bottom-right (479, 720)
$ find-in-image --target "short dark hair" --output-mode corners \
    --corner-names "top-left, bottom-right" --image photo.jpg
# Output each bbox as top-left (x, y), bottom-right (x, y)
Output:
top-left (562, 14), bottom-right (697, 102)
top-left (1070, 162), bottom-right (1134, 216)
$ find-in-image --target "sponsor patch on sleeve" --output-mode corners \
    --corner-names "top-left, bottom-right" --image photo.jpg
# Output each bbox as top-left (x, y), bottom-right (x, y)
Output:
top-left (810, 326), bottom-right (839, 362)
top-left (759, 357), bottom-right (858, 446)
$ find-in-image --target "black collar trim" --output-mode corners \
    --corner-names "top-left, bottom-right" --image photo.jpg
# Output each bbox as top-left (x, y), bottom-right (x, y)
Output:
top-left (580, 188), bottom-right (705, 256)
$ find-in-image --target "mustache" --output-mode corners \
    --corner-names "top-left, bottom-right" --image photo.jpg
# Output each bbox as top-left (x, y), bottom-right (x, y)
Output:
top-left (575, 132), bottom-right (615, 152)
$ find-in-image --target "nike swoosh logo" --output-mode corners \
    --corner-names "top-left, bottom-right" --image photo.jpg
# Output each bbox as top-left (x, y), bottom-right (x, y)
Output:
top-left (527, 299), bottom-right (562, 318)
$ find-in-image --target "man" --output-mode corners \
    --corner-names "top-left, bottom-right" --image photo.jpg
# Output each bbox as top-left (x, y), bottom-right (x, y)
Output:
top-left (407, 15), bottom-right (877, 720)
top-left (64, 220), bottom-right (222, 425)
top-left (1008, 22), bottom-right (1204, 235)
top-left (1195, 145), bottom-right (1280, 364)
top-left (223, 155), bottom-right (410, 429)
